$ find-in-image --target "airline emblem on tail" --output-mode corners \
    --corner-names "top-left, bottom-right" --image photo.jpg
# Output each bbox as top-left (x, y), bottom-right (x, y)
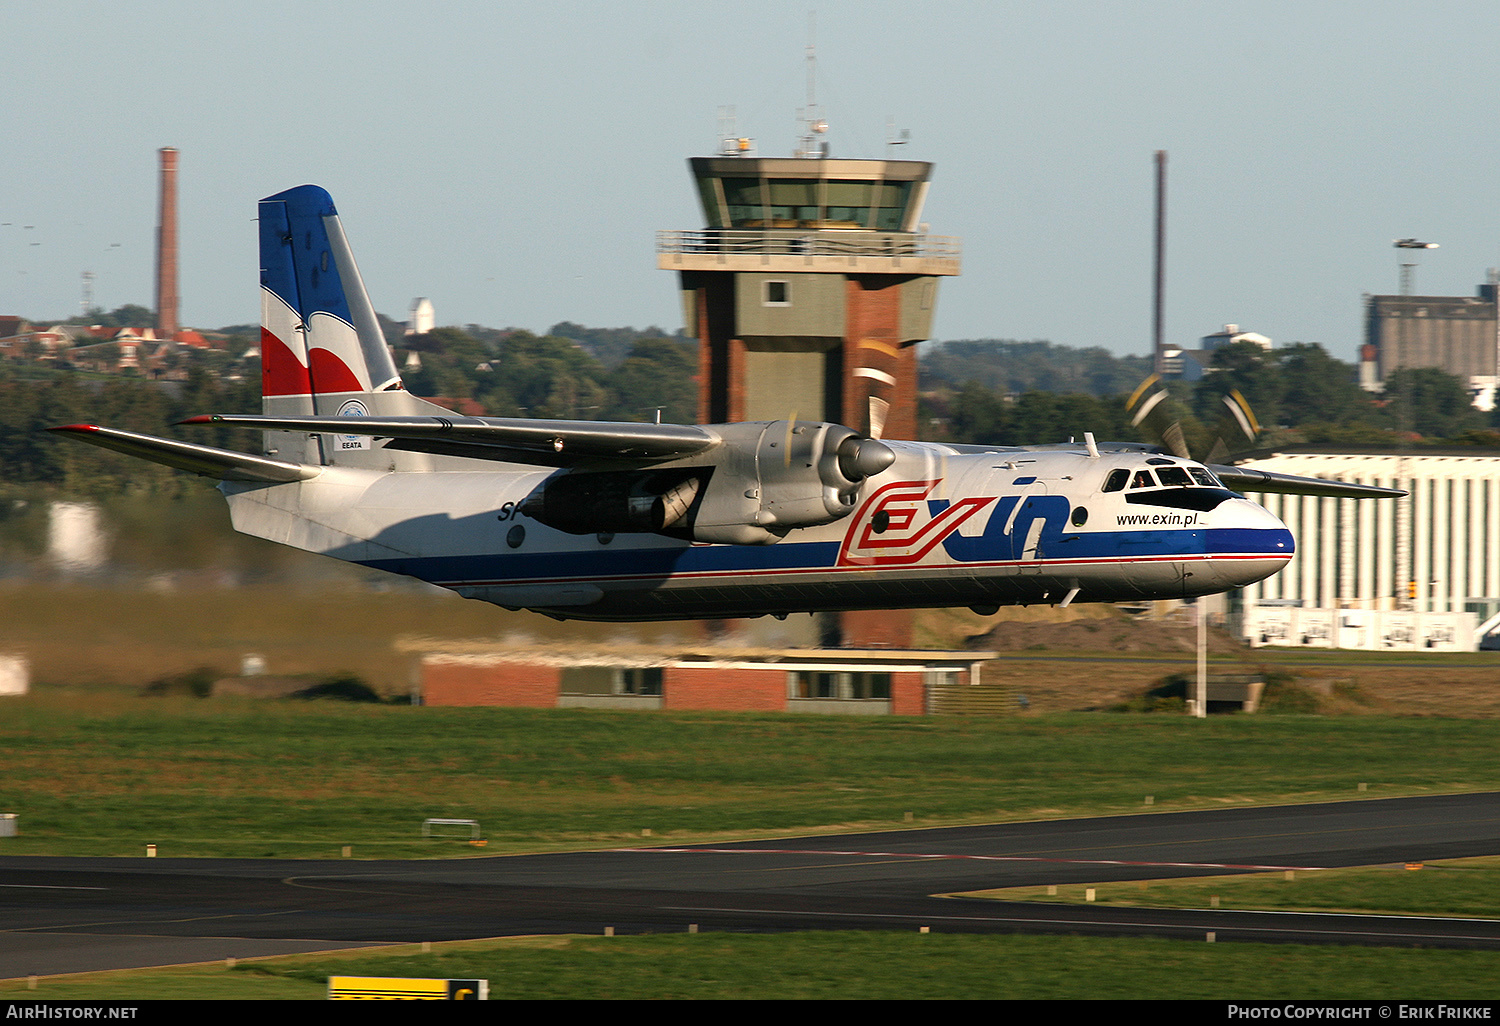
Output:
top-left (335, 399), bottom-right (370, 450)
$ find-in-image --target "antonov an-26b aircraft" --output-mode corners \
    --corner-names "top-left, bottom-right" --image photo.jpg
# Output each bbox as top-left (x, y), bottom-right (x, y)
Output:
top-left (53, 186), bottom-right (1401, 622)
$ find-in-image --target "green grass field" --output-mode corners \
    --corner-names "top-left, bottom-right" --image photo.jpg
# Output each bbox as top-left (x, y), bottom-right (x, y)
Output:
top-left (3, 689), bottom-right (1498, 858)
top-left (968, 857), bottom-right (1500, 917)
top-left (6, 930), bottom-right (1499, 1000)
top-left (3, 640), bottom-right (1499, 998)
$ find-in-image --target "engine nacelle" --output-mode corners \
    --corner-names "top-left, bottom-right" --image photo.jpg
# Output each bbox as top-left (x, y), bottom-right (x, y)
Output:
top-left (519, 420), bottom-right (894, 545)
top-left (750, 421), bottom-right (894, 528)
top-left (518, 467), bottom-right (706, 536)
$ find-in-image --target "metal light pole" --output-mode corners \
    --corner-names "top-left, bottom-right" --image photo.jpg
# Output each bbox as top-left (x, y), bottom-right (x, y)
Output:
top-left (1195, 597), bottom-right (1207, 719)
top-left (1390, 240), bottom-right (1436, 610)
top-left (1153, 151), bottom-right (1167, 376)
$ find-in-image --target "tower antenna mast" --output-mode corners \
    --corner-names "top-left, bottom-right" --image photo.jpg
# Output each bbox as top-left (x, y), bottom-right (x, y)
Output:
top-left (795, 15), bottom-right (827, 158)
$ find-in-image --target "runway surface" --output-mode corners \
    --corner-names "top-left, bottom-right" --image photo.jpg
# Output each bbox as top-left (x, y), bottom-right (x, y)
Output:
top-left (3, 791), bottom-right (1498, 978)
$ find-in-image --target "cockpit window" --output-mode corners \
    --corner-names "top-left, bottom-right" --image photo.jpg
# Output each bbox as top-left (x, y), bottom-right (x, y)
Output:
top-left (1130, 470), bottom-right (1157, 489)
top-left (1103, 469), bottom-right (1129, 492)
top-left (1156, 466), bottom-right (1192, 487)
top-left (1188, 467), bottom-right (1221, 487)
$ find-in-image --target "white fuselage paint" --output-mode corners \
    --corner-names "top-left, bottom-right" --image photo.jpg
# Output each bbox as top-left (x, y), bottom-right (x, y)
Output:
top-left (222, 443), bottom-right (1293, 621)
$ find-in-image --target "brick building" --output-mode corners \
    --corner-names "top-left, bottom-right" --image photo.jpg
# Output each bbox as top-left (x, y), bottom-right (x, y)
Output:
top-left (404, 640), bottom-right (995, 716)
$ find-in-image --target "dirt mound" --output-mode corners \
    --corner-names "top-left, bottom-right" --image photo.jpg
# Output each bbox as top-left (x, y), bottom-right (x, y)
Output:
top-left (967, 614), bottom-right (1243, 656)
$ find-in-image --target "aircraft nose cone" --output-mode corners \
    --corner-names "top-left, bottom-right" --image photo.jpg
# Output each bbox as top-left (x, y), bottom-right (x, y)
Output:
top-left (1202, 497), bottom-right (1294, 590)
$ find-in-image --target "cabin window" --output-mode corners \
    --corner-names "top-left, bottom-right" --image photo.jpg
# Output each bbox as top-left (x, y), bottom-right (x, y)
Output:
top-left (763, 280), bottom-right (790, 306)
top-left (1130, 470), bottom-right (1157, 489)
top-left (1103, 469), bottom-right (1129, 492)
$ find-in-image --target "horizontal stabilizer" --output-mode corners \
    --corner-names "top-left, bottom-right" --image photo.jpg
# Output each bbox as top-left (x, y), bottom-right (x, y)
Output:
top-left (1209, 464), bottom-right (1406, 499)
top-left (182, 414), bottom-right (720, 464)
top-left (50, 425), bottom-right (319, 483)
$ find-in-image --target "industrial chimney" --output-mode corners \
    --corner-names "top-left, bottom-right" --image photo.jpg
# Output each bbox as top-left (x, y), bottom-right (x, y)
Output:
top-left (155, 147), bottom-right (179, 338)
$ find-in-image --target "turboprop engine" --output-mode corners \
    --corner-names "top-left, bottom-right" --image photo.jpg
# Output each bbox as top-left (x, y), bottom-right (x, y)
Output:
top-left (519, 420), bottom-right (895, 545)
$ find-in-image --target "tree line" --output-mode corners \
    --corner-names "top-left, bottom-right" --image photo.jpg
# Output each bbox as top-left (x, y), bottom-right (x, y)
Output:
top-left (5, 323), bottom-right (1496, 500)
top-left (394, 326), bottom-right (697, 424)
top-left (922, 339), bottom-right (1497, 454)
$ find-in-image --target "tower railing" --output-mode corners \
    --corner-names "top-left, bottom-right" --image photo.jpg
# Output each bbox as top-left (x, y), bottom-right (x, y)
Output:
top-left (657, 229), bottom-right (962, 261)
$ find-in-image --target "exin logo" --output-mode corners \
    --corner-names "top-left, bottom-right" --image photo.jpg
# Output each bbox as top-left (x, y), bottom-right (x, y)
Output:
top-left (838, 480), bottom-right (996, 566)
top-left (335, 398), bottom-right (370, 450)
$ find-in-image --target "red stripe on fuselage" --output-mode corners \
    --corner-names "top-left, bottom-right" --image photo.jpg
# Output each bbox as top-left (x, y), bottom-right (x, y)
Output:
top-left (425, 552), bottom-right (1289, 589)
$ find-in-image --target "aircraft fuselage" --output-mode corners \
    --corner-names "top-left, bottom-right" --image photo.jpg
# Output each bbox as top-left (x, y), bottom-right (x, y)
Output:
top-left (221, 439), bottom-right (1292, 621)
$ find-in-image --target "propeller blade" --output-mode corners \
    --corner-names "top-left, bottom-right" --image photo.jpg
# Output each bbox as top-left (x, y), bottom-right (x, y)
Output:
top-left (1129, 388), bottom-right (1169, 427)
top-left (1127, 375), bottom-right (1188, 457)
top-left (1222, 389), bottom-right (1261, 441)
top-left (1160, 420), bottom-right (1191, 460)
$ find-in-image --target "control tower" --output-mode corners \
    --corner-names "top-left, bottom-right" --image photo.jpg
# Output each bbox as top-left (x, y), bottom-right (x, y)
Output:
top-left (657, 154), bottom-right (961, 441)
top-left (658, 143), bottom-right (962, 648)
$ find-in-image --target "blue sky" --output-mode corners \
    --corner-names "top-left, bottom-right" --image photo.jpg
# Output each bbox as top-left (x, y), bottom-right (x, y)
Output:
top-left (5, 1), bottom-right (1497, 361)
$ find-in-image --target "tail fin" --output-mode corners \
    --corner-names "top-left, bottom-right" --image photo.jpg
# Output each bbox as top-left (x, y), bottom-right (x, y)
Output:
top-left (258, 185), bottom-right (453, 467)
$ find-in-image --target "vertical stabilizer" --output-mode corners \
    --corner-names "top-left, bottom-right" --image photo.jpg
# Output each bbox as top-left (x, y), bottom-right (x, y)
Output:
top-left (258, 185), bottom-right (453, 468)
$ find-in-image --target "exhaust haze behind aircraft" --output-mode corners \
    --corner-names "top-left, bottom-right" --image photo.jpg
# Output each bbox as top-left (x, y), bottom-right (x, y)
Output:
top-left (53, 186), bottom-right (1403, 621)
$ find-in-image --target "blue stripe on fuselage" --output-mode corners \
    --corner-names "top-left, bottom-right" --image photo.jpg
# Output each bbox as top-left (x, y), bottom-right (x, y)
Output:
top-left (359, 538), bottom-right (843, 585)
top-left (355, 525), bottom-right (1292, 587)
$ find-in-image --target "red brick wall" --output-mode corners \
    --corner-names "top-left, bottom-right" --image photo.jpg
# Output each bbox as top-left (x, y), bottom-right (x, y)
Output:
top-left (842, 276), bottom-right (916, 440)
top-left (694, 285), bottom-right (716, 425)
top-left (422, 660), bottom-right (560, 707)
top-left (890, 671), bottom-right (926, 716)
top-left (689, 273), bottom-right (740, 425)
top-left (725, 337), bottom-right (748, 422)
top-left (663, 666), bottom-right (787, 711)
top-left (420, 657), bottom-right (951, 717)
top-left (839, 608), bottom-right (914, 649)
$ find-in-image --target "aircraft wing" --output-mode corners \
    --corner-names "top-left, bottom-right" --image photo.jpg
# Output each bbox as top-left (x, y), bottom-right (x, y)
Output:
top-left (49, 424), bottom-right (318, 483)
top-left (181, 414), bottom-right (720, 464)
top-left (1208, 464), bottom-right (1406, 499)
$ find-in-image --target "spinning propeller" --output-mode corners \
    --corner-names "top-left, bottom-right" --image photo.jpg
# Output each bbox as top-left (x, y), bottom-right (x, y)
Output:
top-left (1123, 375), bottom-right (1403, 500)
top-left (1126, 374), bottom-right (1261, 465)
